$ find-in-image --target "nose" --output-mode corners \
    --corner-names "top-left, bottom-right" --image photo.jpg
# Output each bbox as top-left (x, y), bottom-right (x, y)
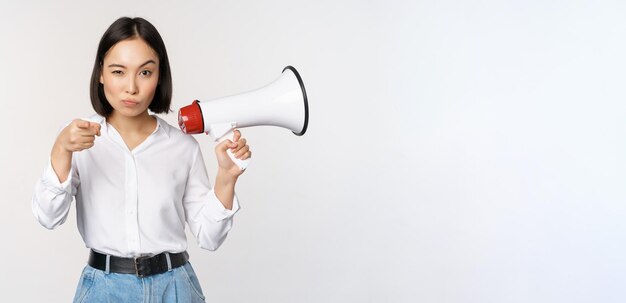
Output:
top-left (125, 76), bottom-right (138, 95)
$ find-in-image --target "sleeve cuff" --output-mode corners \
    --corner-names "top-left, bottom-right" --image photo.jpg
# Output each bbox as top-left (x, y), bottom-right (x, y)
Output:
top-left (207, 190), bottom-right (240, 222)
top-left (41, 159), bottom-right (73, 195)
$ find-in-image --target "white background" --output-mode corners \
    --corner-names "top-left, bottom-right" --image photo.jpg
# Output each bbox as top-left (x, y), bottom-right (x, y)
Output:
top-left (1, 0), bottom-right (625, 302)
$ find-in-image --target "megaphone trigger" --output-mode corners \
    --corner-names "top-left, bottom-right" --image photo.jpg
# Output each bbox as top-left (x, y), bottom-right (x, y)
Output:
top-left (207, 122), bottom-right (238, 140)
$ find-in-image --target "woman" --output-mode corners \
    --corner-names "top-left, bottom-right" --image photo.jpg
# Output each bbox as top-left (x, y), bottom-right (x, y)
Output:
top-left (32, 17), bottom-right (250, 302)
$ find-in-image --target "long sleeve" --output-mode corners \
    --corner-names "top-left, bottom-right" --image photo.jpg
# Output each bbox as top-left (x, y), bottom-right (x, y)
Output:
top-left (182, 147), bottom-right (240, 251)
top-left (32, 158), bottom-right (79, 230)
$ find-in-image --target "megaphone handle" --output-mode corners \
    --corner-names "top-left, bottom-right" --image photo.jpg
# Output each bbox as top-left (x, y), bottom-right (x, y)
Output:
top-left (217, 130), bottom-right (250, 171)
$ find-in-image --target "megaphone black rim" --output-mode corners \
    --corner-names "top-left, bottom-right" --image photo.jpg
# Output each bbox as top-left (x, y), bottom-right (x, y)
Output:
top-left (283, 65), bottom-right (309, 136)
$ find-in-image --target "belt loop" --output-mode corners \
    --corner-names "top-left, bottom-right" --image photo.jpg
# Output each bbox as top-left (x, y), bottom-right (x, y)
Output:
top-left (105, 255), bottom-right (111, 274)
top-left (165, 252), bottom-right (172, 272)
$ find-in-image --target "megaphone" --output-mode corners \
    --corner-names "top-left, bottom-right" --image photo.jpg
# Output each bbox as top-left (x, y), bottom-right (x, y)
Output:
top-left (178, 66), bottom-right (309, 170)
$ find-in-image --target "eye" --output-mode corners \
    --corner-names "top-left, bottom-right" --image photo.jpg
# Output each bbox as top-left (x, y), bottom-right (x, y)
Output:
top-left (112, 70), bottom-right (123, 75)
top-left (140, 70), bottom-right (153, 76)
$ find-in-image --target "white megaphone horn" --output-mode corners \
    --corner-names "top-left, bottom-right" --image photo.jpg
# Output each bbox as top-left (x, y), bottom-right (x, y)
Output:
top-left (178, 66), bottom-right (309, 170)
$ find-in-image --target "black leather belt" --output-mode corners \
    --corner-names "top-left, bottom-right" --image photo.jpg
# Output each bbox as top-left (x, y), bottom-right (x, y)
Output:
top-left (88, 249), bottom-right (189, 278)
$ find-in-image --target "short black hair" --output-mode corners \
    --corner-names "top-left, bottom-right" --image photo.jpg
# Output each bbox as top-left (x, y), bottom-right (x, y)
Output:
top-left (90, 17), bottom-right (172, 117)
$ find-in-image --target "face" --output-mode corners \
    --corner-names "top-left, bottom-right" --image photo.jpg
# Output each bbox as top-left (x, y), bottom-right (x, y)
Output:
top-left (100, 38), bottom-right (160, 118)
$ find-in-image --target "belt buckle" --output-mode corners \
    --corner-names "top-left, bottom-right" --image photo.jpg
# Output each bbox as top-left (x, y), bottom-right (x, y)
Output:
top-left (134, 256), bottom-right (149, 278)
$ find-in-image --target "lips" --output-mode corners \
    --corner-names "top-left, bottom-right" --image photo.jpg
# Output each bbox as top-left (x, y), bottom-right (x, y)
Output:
top-left (121, 99), bottom-right (139, 107)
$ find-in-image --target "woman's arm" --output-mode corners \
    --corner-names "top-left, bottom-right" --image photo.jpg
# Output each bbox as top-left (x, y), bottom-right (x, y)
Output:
top-left (213, 129), bottom-right (251, 209)
top-left (182, 131), bottom-right (251, 250)
top-left (214, 169), bottom-right (237, 210)
top-left (32, 119), bottom-right (100, 229)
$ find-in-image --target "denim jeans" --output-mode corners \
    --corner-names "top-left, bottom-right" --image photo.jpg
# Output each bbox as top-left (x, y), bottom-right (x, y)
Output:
top-left (72, 262), bottom-right (206, 303)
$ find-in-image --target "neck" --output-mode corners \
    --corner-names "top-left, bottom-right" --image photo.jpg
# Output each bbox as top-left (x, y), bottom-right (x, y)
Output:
top-left (107, 110), bottom-right (156, 134)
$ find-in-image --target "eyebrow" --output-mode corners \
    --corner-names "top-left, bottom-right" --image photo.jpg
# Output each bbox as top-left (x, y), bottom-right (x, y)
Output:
top-left (107, 59), bottom-right (157, 69)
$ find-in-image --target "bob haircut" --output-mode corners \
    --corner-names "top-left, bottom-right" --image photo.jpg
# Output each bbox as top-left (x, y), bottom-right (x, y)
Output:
top-left (90, 17), bottom-right (172, 117)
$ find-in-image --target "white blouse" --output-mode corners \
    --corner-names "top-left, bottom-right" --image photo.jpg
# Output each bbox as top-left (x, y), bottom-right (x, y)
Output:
top-left (32, 114), bottom-right (240, 257)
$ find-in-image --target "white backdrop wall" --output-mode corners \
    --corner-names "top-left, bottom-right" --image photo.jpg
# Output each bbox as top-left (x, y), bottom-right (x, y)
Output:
top-left (1, 0), bottom-right (625, 302)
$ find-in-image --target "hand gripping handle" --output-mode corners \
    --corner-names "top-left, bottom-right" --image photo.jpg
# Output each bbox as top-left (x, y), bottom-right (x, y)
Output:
top-left (217, 130), bottom-right (250, 170)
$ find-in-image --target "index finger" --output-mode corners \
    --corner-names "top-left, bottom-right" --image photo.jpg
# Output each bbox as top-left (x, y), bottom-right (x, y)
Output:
top-left (90, 122), bottom-right (101, 136)
top-left (232, 129), bottom-right (241, 142)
